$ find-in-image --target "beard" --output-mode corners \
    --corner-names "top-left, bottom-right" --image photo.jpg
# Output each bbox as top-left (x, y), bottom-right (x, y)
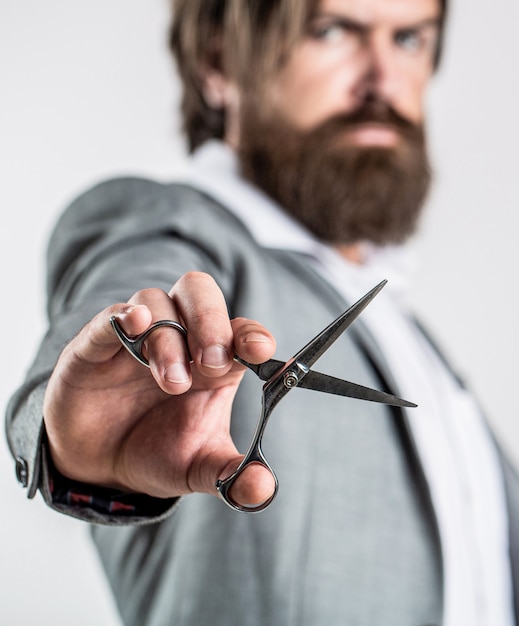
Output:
top-left (237, 99), bottom-right (431, 246)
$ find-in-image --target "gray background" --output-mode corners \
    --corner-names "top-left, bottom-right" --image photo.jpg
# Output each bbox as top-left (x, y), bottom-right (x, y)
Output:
top-left (1, 0), bottom-right (518, 623)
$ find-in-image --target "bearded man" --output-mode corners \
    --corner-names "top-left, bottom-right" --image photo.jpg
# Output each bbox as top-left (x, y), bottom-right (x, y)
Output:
top-left (6, 1), bottom-right (519, 625)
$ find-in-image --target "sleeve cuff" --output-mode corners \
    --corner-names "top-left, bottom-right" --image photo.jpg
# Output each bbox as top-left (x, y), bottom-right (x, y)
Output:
top-left (41, 442), bottom-right (181, 526)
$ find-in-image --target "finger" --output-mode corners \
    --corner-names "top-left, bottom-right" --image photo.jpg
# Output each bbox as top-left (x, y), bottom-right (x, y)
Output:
top-left (74, 303), bottom-right (153, 366)
top-left (186, 444), bottom-right (277, 506)
top-left (127, 288), bottom-right (193, 395)
top-left (219, 460), bottom-right (277, 508)
top-left (231, 317), bottom-right (277, 365)
top-left (169, 272), bottom-right (234, 378)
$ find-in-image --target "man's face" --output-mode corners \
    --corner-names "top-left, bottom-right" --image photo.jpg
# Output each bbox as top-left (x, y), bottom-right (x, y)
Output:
top-left (261, 0), bottom-right (440, 144)
top-left (227, 0), bottom-right (442, 248)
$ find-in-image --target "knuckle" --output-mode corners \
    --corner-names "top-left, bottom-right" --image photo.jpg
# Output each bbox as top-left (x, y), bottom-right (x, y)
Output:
top-left (191, 308), bottom-right (230, 328)
top-left (171, 271), bottom-right (215, 294)
top-left (129, 287), bottom-right (169, 306)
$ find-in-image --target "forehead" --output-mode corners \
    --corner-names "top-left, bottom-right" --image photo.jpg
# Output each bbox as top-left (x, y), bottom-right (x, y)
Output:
top-left (315, 0), bottom-right (441, 24)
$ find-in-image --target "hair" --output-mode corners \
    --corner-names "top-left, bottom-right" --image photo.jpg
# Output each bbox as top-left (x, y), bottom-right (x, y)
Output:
top-left (169, 0), bottom-right (448, 153)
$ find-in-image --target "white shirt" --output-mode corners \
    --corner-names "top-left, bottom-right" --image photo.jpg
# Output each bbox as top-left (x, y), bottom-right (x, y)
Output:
top-left (176, 140), bottom-right (514, 626)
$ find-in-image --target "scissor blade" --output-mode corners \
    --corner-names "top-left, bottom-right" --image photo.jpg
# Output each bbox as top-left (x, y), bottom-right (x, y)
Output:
top-left (291, 280), bottom-right (387, 370)
top-left (298, 370), bottom-right (417, 407)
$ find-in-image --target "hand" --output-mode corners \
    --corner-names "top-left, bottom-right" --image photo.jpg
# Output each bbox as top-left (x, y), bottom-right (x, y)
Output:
top-left (43, 272), bottom-right (277, 507)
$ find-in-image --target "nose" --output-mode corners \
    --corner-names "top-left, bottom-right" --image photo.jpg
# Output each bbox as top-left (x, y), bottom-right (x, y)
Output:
top-left (351, 34), bottom-right (399, 107)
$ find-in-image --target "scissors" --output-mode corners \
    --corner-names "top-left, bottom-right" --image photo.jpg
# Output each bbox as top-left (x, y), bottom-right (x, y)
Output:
top-left (110, 279), bottom-right (416, 513)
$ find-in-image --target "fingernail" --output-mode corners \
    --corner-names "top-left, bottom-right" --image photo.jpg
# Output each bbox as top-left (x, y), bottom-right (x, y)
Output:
top-left (115, 308), bottom-right (133, 321)
top-left (116, 304), bottom-right (141, 320)
top-left (202, 345), bottom-right (229, 369)
top-left (244, 332), bottom-right (270, 344)
top-left (165, 362), bottom-right (190, 383)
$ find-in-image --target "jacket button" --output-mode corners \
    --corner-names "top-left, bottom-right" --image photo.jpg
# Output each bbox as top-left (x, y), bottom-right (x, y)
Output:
top-left (15, 457), bottom-right (28, 488)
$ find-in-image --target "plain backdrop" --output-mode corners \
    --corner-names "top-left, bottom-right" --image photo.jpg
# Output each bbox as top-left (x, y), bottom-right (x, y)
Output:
top-left (1, 1), bottom-right (518, 624)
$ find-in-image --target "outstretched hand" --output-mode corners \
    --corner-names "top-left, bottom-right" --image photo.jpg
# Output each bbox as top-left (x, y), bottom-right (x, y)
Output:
top-left (43, 272), bottom-right (277, 508)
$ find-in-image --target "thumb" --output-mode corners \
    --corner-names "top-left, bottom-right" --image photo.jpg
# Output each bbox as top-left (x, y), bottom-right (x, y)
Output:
top-left (218, 457), bottom-right (277, 509)
top-left (188, 446), bottom-right (277, 508)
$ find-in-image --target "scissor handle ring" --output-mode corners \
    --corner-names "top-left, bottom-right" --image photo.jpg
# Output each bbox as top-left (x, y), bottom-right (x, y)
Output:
top-left (110, 317), bottom-right (188, 367)
top-left (216, 448), bottom-right (279, 513)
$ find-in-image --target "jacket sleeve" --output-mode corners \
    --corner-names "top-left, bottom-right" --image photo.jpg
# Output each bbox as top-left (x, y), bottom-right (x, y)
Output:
top-left (4, 176), bottom-right (245, 525)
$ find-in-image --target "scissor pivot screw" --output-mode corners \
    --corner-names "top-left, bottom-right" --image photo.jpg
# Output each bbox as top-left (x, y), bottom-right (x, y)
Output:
top-left (283, 371), bottom-right (299, 388)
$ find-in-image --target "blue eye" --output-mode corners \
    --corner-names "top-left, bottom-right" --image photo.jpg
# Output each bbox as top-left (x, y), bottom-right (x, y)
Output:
top-left (309, 19), bottom-right (360, 45)
top-left (395, 30), bottom-right (422, 52)
top-left (310, 23), bottom-right (343, 42)
top-left (313, 23), bottom-right (346, 43)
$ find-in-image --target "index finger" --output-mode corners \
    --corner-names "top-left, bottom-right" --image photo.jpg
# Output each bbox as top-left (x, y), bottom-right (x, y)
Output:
top-left (75, 303), bottom-right (153, 366)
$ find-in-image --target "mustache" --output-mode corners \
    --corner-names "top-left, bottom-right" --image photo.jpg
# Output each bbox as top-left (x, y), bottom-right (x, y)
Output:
top-left (310, 101), bottom-right (423, 141)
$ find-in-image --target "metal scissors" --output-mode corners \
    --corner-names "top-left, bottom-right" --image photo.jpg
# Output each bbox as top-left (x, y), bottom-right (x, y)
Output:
top-left (110, 279), bottom-right (416, 513)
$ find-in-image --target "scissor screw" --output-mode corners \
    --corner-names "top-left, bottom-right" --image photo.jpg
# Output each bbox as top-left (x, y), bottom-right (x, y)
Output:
top-left (283, 371), bottom-right (299, 388)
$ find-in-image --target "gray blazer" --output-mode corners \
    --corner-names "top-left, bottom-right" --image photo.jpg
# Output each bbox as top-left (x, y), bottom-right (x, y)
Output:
top-left (6, 178), bottom-right (519, 626)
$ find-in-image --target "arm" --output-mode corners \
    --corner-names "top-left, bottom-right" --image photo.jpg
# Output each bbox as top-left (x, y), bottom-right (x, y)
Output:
top-left (6, 178), bottom-right (276, 523)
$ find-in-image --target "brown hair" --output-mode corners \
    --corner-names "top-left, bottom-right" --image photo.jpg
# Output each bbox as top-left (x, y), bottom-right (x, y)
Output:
top-left (169, 0), bottom-right (447, 153)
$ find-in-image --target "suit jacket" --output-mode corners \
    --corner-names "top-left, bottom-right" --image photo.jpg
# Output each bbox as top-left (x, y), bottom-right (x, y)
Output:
top-left (6, 177), bottom-right (519, 626)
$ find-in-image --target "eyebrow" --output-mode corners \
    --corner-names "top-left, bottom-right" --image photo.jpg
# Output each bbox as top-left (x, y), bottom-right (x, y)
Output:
top-left (310, 12), bottom-right (441, 34)
top-left (394, 17), bottom-right (442, 32)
